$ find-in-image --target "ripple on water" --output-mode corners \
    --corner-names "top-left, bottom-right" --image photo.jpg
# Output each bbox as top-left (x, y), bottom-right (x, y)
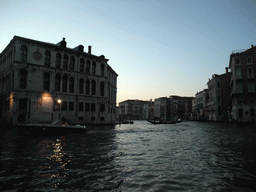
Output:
top-left (0, 121), bottom-right (256, 191)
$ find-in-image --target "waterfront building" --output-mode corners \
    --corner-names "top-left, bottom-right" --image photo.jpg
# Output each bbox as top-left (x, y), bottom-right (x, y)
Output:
top-left (0, 36), bottom-right (118, 125)
top-left (119, 99), bottom-right (150, 120)
top-left (207, 69), bottom-right (231, 121)
top-left (153, 97), bottom-right (170, 121)
top-left (229, 46), bottom-right (256, 122)
top-left (169, 95), bottom-right (193, 121)
top-left (193, 89), bottom-right (209, 121)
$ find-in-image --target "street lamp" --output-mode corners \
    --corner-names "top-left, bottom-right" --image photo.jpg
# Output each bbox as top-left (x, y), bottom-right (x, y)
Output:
top-left (58, 99), bottom-right (62, 121)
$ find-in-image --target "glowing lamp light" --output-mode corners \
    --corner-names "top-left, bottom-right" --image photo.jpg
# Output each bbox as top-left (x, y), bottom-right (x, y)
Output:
top-left (58, 99), bottom-right (62, 104)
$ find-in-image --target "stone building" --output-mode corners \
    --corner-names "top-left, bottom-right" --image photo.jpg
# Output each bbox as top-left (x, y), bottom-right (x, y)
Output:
top-left (193, 89), bottom-right (208, 121)
top-left (229, 46), bottom-right (256, 122)
top-left (169, 95), bottom-right (193, 121)
top-left (0, 36), bottom-right (118, 125)
top-left (119, 99), bottom-right (151, 120)
top-left (207, 69), bottom-right (231, 121)
top-left (154, 97), bottom-right (170, 121)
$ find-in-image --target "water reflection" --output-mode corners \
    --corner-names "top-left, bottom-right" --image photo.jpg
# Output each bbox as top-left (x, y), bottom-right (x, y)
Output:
top-left (36, 136), bottom-right (72, 182)
top-left (1, 122), bottom-right (256, 191)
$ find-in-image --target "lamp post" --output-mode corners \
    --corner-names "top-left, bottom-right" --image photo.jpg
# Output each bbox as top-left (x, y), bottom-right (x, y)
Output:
top-left (58, 99), bottom-right (62, 121)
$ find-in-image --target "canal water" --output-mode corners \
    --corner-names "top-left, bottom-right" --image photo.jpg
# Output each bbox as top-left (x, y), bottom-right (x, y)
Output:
top-left (1, 121), bottom-right (256, 191)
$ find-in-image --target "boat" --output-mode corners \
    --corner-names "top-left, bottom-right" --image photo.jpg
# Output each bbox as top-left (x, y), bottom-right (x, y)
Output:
top-left (17, 120), bottom-right (87, 135)
top-left (122, 120), bottom-right (129, 124)
top-left (129, 120), bottom-right (134, 124)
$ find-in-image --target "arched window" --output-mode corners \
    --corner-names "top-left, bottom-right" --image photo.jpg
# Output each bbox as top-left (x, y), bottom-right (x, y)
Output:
top-left (55, 74), bottom-right (61, 91)
top-left (62, 74), bottom-right (68, 92)
top-left (69, 56), bottom-right (75, 70)
top-left (238, 108), bottom-right (243, 117)
top-left (100, 81), bottom-right (104, 96)
top-left (63, 55), bottom-right (68, 69)
top-left (79, 78), bottom-right (84, 94)
top-left (248, 67), bottom-right (253, 78)
top-left (69, 77), bottom-right (74, 93)
top-left (251, 108), bottom-right (255, 117)
top-left (20, 46), bottom-right (27, 62)
top-left (217, 82), bottom-right (221, 90)
top-left (91, 80), bottom-right (96, 95)
top-left (86, 60), bottom-right (90, 74)
top-left (101, 64), bottom-right (104, 76)
top-left (56, 53), bottom-right (61, 68)
top-left (45, 51), bottom-right (51, 67)
top-left (43, 72), bottom-right (50, 91)
top-left (19, 69), bottom-right (27, 89)
top-left (80, 59), bottom-right (84, 72)
top-left (86, 79), bottom-right (90, 94)
top-left (92, 62), bottom-right (96, 75)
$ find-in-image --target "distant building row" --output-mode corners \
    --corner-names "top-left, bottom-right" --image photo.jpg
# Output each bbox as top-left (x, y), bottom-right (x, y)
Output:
top-left (118, 96), bottom-right (193, 122)
top-left (118, 45), bottom-right (256, 123)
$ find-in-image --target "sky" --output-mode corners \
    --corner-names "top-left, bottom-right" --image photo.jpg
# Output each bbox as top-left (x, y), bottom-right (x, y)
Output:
top-left (1, 0), bottom-right (256, 104)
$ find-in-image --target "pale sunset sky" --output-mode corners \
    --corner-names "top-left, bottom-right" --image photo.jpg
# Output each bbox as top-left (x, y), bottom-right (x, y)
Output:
top-left (1, 0), bottom-right (256, 104)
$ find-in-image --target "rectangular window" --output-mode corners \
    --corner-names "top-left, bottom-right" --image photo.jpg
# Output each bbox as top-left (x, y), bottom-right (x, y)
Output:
top-left (79, 102), bottom-right (84, 111)
top-left (62, 101), bottom-right (67, 111)
top-left (247, 57), bottom-right (252, 64)
top-left (69, 102), bottom-right (74, 111)
top-left (235, 58), bottom-right (240, 64)
top-left (91, 103), bottom-right (95, 112)
top-left (91, 116), bottom-right (95, 121)
top-left (85, 103), bottom-right (90, 111)
top-left (100, 117), bottom-right (105, 121)
top-left (100, 104), bottom-right (105, 112)
top-left (79, 116), bottom-right (83, 121)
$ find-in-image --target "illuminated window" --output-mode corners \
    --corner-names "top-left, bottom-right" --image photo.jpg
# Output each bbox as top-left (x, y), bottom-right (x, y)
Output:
top-left (20, 46), bottom-right (27, 62)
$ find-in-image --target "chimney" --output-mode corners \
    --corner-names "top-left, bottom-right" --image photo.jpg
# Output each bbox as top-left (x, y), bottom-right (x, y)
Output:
top-left (88, 46), bottom-right (92, 54)
top-left (61, 38), bottom-right (67, 48)
top-left (57, 37), bottom-right (67, 48)
top-left (251, 45), bottom-right (254, 48)
top-left (225, 67), bottom-right (229, 74)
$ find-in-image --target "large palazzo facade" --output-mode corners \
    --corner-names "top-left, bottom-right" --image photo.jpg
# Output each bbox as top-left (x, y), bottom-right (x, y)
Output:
top-left (0, 36), bottom-right (118, 125)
